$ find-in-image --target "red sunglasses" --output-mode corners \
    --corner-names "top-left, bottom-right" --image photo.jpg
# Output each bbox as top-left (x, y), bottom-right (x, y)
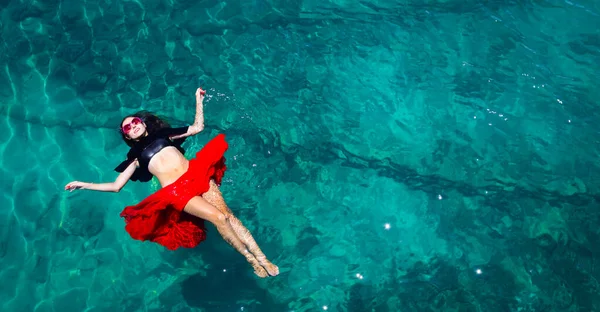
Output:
top-left (121, 117), bottom-right (142, 134)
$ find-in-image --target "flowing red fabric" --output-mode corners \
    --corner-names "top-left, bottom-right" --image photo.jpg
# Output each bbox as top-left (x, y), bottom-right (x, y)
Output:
top-left (119, 134), bottom-right (228, 250)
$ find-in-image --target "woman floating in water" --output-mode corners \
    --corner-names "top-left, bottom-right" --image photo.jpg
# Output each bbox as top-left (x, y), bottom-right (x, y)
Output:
top-left (65, 87), bottom-right (279, 278)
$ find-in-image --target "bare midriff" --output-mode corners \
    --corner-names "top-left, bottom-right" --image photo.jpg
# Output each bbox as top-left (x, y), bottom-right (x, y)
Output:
top-left (148, 146), bottom-right (189, 187)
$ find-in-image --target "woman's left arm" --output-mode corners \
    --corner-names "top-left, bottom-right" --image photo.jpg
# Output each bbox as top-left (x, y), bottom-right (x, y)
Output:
top-left (171, 87), bottom-right (206, 139)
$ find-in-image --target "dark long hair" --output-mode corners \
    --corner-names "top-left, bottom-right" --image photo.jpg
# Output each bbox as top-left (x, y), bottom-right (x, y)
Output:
top-left (120, 110), bottom-right (172, 147)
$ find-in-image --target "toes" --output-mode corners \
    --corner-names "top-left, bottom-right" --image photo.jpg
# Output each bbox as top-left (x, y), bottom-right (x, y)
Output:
top-left (265, 264), bottom-right (279, 276)
top-left (255, 258), bottom-right (279, 277)
top-left (271, 266), bottom-right (280, 276)
top-left (254, 268), bottom-right (268, 278)
top-left (252, 263), bottom-right (269, 278)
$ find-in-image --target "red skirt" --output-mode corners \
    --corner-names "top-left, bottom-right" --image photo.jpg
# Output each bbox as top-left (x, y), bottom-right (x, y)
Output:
top-left (119, 134), bottom-right (228, 250)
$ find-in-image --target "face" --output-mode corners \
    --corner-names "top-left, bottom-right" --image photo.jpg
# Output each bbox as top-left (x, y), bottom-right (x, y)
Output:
top-left (121, 117), bottom-right (147, 140)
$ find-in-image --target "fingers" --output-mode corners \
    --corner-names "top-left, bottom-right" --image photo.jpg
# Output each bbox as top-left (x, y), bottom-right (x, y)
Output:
top-left (65, 181), bottom-right (80, 192)
top-left (196, 87), bottom-right (206, 99)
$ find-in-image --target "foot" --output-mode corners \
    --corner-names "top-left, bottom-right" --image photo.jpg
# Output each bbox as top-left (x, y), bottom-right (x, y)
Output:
top-left (250, 260), bottom-right (269, 278)
top-left (258, 259), bottom-right (280, 276)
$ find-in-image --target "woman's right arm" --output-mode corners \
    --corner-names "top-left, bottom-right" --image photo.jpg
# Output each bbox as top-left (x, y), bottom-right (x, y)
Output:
top-left (65, 160), bottom-right (138, 193)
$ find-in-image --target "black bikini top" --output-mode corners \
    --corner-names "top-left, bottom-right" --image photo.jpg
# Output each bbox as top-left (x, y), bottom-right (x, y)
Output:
top-left (114, 126), bottom-right (189, 182)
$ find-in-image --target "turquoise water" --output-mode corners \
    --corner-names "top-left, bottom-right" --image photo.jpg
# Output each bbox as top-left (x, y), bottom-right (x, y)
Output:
top-left (2, 0), bottom-right (600, 311)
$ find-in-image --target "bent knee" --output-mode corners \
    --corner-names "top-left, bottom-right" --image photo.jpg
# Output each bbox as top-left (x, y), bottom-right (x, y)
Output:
top-left (213, 212), bottom-right (229, 226)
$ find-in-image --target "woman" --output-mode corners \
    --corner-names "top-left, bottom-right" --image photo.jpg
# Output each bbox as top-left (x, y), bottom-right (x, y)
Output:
top-left (64, 88), bottom-right (279, 278)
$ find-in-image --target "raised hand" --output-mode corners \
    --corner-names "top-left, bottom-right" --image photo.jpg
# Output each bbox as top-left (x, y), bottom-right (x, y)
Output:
top-left (195, 87), bottom-right (206, 103)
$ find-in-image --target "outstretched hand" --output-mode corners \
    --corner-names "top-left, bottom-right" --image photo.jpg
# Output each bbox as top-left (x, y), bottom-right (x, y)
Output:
top-left (65, 181), bottom-right (86, 192)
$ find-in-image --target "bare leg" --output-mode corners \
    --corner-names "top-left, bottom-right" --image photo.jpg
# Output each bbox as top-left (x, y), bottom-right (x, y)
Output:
top-left (184, 196), bottom-right (269, 278)
top-left (202, 180), bottom-right (279, 276)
